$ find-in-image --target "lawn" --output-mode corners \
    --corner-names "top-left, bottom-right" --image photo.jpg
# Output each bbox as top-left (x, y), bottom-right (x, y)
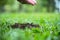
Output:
top-left (0, 13), bottom-right (60, 40)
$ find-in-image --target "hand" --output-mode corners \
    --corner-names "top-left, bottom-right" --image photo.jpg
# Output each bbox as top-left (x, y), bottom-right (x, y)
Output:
top-left (17, 0), bottom-right (36, 5)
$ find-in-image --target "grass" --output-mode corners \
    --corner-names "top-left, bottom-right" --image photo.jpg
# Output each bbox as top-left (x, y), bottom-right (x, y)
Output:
top-left (0, 13), bottom-right (60, 40)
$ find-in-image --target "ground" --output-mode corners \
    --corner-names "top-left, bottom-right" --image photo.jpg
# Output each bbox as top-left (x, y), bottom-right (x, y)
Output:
top-left (0, 13), bottom-right (60, 40)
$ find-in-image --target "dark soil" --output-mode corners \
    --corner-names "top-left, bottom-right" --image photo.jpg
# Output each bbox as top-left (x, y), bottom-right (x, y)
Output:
top-left (11, 23), bottom-right (40, 29)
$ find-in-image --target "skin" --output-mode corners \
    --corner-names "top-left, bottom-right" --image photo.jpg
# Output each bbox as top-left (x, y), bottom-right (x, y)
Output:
top-left (17, 0), bottom-right (36, 5)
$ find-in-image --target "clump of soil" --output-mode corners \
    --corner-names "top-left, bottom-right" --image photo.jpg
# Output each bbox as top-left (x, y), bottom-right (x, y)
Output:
top-left (11, 23), bottom-right (40, 29)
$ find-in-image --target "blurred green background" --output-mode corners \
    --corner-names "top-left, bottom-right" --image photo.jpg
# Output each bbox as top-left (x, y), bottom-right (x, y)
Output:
top-left (0, 0), bottom-right (58, 13)
top-left (0, 0), bottom-right (60, 40)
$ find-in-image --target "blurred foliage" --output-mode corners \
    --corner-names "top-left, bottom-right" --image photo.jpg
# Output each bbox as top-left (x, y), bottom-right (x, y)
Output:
top-left (0, 0), bottom-right (56, 13)
top-left (0, 0), bottom-right (60, 40)
top-left (0, 0), bottom-right (15, 6)
top-left (0, 13), bottom-right (60, 40)
top-left (0, 0), bottom-right (7, 6)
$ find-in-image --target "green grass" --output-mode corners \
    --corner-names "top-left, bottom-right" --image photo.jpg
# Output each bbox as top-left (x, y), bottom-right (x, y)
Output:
top-left (0, 13), bottom-right (60, 40)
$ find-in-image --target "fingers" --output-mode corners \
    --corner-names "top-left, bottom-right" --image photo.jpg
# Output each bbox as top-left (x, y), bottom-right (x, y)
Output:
top-left (17, 0), bottom-right (36, 5)
top-left (26, 0), bottom-right (36, 5)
